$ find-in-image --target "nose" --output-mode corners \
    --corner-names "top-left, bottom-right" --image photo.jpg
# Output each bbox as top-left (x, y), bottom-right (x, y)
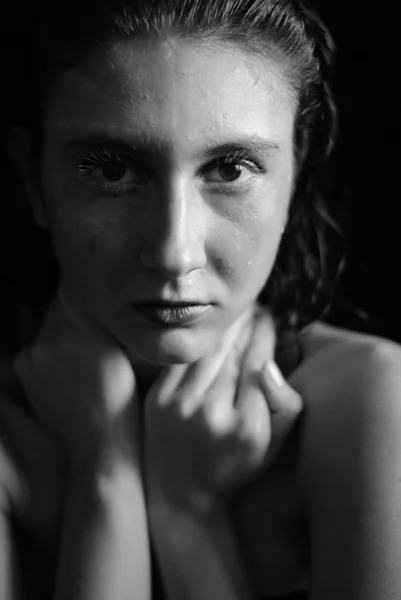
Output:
top-left (140, 178), bottom-right (207, 277)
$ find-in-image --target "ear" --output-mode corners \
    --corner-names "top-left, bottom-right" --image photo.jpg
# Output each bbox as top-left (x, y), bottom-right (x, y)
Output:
top-left (8, 126), bottom-right (49, 229)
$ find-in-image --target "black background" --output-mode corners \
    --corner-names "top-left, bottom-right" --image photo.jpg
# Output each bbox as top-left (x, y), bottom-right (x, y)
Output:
top-left (314, 1), bottom-right (400, 342)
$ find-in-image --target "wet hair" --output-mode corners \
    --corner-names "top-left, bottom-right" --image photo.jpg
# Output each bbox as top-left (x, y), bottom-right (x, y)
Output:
top-left (2, 0), bottom-right (350, 353)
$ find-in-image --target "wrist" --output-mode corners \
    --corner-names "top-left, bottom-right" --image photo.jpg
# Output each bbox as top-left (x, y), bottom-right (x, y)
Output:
top-left (68, 445), bottom-right (143, 494)
top-left (68, 418), bottom-right (142, 475)
top-left (148, 492), bottom-right (229, 539)
top-left (146, 460), bottom-right (226, 512)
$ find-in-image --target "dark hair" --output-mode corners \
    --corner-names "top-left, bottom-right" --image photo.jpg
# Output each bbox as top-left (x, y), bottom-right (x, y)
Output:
top-left (2, 0), bottom-right (348, 353)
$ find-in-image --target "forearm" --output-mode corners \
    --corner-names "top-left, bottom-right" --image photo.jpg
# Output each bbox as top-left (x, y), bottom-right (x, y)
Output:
top-left (53, 459), bottom-right (151, 600)
top-left (149, 499), bottom-right (256, 600)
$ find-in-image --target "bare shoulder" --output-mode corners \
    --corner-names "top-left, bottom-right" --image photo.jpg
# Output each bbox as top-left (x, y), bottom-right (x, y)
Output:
top-left (289, 321), bottom-right (401, 504)
top-left (285, 330), bottom-right (401, 597)
top-left (289, 321), bottom-right (401, 406)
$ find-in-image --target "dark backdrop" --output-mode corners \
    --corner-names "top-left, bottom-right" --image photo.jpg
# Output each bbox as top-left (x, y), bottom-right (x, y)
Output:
top-left (314, 1), bottom-right (400, 342)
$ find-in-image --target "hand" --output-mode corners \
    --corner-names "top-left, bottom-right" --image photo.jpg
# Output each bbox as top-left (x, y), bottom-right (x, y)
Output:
top-left (13, 292), bottom-right (139, 469)
top-left (144, 309), bottom-right (303, 511)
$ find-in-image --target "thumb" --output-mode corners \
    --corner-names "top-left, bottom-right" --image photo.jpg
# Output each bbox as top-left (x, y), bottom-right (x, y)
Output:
top-left (259, 361), bottom-right (303, 462)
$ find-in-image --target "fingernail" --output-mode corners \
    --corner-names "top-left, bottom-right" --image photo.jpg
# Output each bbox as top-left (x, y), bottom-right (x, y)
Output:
top-left (262, 361), bottom-right (285, 387)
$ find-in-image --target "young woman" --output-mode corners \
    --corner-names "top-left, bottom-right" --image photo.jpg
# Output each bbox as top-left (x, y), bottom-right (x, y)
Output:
top-left (1, 1), bottom-right (400, 599)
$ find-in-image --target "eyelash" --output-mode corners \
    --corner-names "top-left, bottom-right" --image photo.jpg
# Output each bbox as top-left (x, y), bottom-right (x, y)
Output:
top-left (75, 147), bottom-right (267, 196)
top-left (204, 150), bottom-right (267, 195)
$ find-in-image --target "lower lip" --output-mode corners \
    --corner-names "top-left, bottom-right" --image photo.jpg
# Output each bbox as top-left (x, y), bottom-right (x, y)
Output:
top-left (132, 304), bottom-right (211, 326)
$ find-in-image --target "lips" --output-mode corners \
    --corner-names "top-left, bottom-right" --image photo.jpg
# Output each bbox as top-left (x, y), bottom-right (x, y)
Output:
top-left (132, 302), bottom-right (211, 326)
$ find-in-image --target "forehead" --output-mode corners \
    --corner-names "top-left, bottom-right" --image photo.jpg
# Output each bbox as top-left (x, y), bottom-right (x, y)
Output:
top-left (45, 36), bottom-right (296, 153)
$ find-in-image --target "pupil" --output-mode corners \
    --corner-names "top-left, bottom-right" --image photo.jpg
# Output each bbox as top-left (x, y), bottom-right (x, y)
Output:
top-left (103, 162), bottom-right (126, 182)
top-left (219, 163), bottom-right (241, 182)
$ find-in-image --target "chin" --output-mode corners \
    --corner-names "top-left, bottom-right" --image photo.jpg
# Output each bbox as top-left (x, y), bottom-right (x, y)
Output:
top-left (122, 327), bottom-right (217, 367)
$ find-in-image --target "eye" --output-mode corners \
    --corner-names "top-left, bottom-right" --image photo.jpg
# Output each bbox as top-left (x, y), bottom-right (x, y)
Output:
top-left (89, 156), bottom-right (147, 186)
top-left (100, 160), bottom-right (134, 183)
top-left (76, 150), bottom-right (150, 192)
top-left (202, 151), bottom-right (267, 193)
top-left (212, 162), bottom-right (248, 183)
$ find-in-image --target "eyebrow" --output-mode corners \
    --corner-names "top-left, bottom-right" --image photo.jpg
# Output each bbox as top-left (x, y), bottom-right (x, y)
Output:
top-left (204, 136), bottom-right (280, 158)
top-left (63, 133), bottom-right (280, 158)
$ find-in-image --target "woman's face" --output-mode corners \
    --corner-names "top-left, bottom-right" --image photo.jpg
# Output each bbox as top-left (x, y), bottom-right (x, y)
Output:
top-left (35, 36), bottom-right (296, 367)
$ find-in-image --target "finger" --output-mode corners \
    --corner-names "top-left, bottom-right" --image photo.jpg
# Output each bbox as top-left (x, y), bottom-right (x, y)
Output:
top-left (146, 363), bottom-right (188, 410)
top-left (243, 308), bottom-right (276, 371)
top-left (190, 306), bottom-right (255, 392)
top-left (236, 309), bottom-right (276, 409)
top-left (159, 345), bottom-right (234, 418)
top-left (235, 376), bottom-right (271, 457)
top-left (165, 309), bottom-right (254, 406)
top-left (146, 339), bottom-right (230, 414)
top-left (222, 306), bottom-right (255, 353)
top-left (199, 309), bottom-right (273, 436)
top-left (183, 340), bottom-right (230, 395)
top-left (147, 309), bottom-right (255, 414)
top-left (259, 361), bottom-right (303, 463)
top-left (200, 350), bottom-right (240, 433)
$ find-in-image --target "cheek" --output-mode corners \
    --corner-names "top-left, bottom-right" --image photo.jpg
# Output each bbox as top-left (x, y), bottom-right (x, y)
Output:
top-left (210, 218), bottom-right (280, 296)
top-left (211, 201), bottom-right (282, 288)
top-left (44, 177), bottom-right (142, 285)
